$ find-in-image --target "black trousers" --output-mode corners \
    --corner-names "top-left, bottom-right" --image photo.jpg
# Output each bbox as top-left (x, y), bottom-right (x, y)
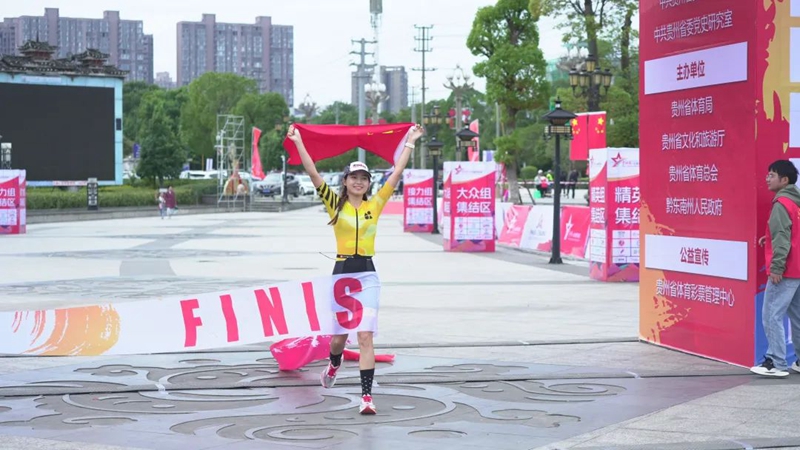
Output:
top-left (332, 257), bottom-right (376, 275)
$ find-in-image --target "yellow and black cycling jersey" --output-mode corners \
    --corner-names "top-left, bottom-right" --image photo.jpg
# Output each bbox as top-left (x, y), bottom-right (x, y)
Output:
top-left (316, 181), bottom-right (394, 259)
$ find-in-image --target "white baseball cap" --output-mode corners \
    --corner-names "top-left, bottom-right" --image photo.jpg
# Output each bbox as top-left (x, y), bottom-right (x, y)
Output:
top-left (344, 161), bottom-right (371, 177)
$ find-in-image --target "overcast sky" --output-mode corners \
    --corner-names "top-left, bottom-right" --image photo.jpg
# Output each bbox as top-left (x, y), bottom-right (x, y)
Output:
top-left (5, 0), bottom-right (576, 107)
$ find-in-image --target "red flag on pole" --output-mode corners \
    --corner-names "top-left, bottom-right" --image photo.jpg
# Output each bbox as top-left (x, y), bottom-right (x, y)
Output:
top-left (588, 111), bottom-right (607, 150)
top-left (251, 127), bottom-right (266, 179)
top-left (569, 114), bottom-right (589, 161)
top-left (469, 119), bottom-right (480, 162)
top-left (282, 123), bottom-right (415, 166)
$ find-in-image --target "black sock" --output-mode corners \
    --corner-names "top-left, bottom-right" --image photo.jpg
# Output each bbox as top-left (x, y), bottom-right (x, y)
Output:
top-left (329, 352), bottom-right (342, 368)
top-left (360, 368), bottom-right (375, 396)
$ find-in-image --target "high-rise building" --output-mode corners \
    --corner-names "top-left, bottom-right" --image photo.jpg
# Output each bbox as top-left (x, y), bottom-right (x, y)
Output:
top-left (177, 14), bottom-right (294, 107)
top-left (0, 8), bottom-right (153, 83)
top-left (351, 65), bottom-right (409, 115)
top-left (155, 72), bottom-right (175, 89)
top-left (0, 19), bottom-right (17, 58)
top-left (381, 66), bottom-right (408, 114)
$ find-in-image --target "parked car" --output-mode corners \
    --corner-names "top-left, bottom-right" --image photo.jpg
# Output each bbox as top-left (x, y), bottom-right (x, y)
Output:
top-left (179, 170), bottom-right (218, 180)
top-left (296, 175), bottom-right (316, 196)
top-left (324, 173), bottom-right (343, 192)
top-left (253, 172), bottom-right (300, 198)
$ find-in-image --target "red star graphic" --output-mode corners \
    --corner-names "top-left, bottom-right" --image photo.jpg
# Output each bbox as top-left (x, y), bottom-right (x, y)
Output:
top-left (611, 152), bottom-right (624, 167)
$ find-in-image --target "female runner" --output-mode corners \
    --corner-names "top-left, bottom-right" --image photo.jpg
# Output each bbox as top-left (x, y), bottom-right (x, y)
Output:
top-left (286, 123), bottom-right (423, 414)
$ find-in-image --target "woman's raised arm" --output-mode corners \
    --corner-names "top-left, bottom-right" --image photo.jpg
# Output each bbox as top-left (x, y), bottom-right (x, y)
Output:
top-left (287, 125), bottom-right (324, 188)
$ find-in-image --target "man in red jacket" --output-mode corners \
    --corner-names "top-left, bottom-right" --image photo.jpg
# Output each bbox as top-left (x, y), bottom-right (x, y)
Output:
top-left (752, 160), bottom-right (800, 377)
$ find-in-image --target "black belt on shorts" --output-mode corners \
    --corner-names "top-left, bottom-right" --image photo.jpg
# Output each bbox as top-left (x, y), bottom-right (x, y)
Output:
top-left (337, 254), bottom-right (373, 260)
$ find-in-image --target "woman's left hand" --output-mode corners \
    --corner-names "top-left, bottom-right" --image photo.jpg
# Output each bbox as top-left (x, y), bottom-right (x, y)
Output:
top-left (408, 124), bottom-right (424, 142)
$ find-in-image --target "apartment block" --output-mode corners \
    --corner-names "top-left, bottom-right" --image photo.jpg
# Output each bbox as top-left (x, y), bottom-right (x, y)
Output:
top-left (351, 65), bottom-right (409, 115)
top-left (155, 72), bottom-right (175, 89)
top-left (381, 66), bottom-right (409, 114)
top-left (177, 14), bottom-right (294, 106)
top-left (0, 8), bottom-right (153, 83)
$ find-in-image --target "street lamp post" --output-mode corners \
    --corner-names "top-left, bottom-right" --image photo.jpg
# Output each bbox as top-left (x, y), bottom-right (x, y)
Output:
top-left (427, 137), bottom-right (444, 235)
top-left (422, 104), bottom-right (444, 133)
top-left (455, 125), bottom-right (479, 162)
top-left (215, 132), bottom-right (224, 193)
top-left (423, 105), bottom-right (445, 235)
top-left (568, 55), bottom-right (613, 112)
top-left (0, 143), bottom-right (11, 170)
top-left (444, 65), bottom-right (474, 160)
top-left (366, 82), bottom-right (388, 125)
top-left (542, 98), bottom-right (577, 265)
top-left (274, 116), bottom-right (290, 205)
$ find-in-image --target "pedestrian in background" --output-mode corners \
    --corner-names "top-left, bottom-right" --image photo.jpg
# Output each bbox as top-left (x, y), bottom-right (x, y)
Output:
top-left (156, 190), bottom-right (166, 219)
top-left (752, 160), bottom-right (800, 377)
top-left (164, 185), bottom-right (177, 218)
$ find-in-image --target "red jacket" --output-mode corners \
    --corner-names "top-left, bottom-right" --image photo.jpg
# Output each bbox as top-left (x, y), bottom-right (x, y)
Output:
top-left (766, 196), bottom-right (800, 277)
top-left (164, 190), bottom-right (177, 208)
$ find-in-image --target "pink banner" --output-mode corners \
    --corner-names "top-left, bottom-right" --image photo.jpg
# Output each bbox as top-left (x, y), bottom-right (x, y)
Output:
top-left (494, 203), bottom-right (592, 260)
top-left (440, 173), bottom-right (451, 237)
top-left (561, 206), bottom-right (591, 258)
top-left (251, 127), bottom-right (265, 178)
top-left (0, 170), bottom-right (26, 235)
top-left (403, 169), bottom-right (434, 232)
top-left (588, 149), bottom-right (640, 282)
top-left (469, 119), bottom-right (480, 162)
top-left (442, 162), bottom-right (496, 252)
top-left (498, 205), bottom-right (532, 247)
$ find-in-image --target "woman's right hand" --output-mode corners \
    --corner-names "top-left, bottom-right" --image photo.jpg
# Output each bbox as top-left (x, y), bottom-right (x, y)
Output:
top-left (288, 123), bottom-right (322, 186)
top-left (287, 124), bottom-right (302, 144)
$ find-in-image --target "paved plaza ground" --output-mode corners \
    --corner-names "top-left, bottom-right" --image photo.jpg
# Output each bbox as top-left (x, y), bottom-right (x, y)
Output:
top-left (0, 207), bottom-right (798, 449)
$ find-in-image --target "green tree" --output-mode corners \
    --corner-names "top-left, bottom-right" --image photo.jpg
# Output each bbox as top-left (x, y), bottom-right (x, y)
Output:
top-left (232, 92), bottom-right (289, 173)
top-left (312, 102), bottom-right (359, 125)
top-left (180, 73), bottom-right (258, 165)
top-left (134, 88), bottom-right (191, 167)
top-left (532, 0), bottom-right (640, 148)
top-left (137, 100), bottom-right (186, 186)
top-left (618, 3), bottom-right (637, 76)
top-left (394, 107), bottom-right (412, 124)
top-left (259, 129), bottom-right (286, 174)
top-left (136, 89), bottom-right (185, 138)
top-left (467, 0), bottom-right (550, 204)
top-left (530, 0), bottom-right (637, 64)
top-left (162, 88), bottom-right (189, 134)
top-left (122, 82), bottom-right (160, 155)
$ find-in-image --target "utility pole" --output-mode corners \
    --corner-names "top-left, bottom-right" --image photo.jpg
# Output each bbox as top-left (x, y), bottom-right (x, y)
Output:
top-left (351, 38), bottom-right (376, 162)
top-left (410, 87), bottom-right (417, 168)
top-left (496, 102), bottom-right (501, 139)
top-left (413, 25), bottom-right (435, 169)
top-left (410, 86), bottom-right (417, 123)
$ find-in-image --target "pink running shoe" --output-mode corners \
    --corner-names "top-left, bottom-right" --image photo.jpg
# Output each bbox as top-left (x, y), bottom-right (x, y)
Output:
top-left (320, 362), bottom-right (339, 388)
top-left (359, 395), bottom-right (376, 415)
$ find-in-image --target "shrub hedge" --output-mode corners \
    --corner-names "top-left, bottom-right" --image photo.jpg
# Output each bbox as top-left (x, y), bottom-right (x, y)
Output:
top-left (27, 181), bottom-right (217, 210)
top-left (520, 166), bottom-right (540, 180)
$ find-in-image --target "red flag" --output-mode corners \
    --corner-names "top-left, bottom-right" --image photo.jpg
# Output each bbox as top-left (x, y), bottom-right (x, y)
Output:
top-left (569, 113), bottom-right (589, 160)
top-left (251, 127), bottom-right (266, 179)
top-left (469, 119), bottom-right (480, 162)
top-left (588, 111), bottom-right (607, 150)
top-left (283, 123), bottom-right (415, 166)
